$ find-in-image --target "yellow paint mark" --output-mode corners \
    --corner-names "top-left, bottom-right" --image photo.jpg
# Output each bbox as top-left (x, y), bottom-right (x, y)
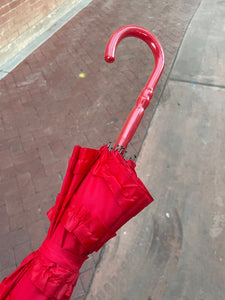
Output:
top-left (79, 73), bottom-right (86, 78)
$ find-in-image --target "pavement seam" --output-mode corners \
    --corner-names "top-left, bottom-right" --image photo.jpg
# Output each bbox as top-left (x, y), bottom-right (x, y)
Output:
top-left (170, 77), bottom-right (225, 90)
top-left (84, 248), bottom-right (105, 299)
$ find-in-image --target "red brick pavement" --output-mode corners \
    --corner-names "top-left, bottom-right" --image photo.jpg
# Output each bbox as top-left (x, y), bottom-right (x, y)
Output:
top-left (0, 0), bottom-right (201, 299)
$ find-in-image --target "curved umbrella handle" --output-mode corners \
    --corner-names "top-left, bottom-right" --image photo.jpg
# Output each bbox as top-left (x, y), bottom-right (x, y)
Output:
top-left (105, 25), bottom-right (165, 151)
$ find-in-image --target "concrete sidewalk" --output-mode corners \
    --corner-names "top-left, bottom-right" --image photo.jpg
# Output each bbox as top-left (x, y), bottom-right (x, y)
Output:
top-left (87, 0), bottom-right (225, 299)
top-left (0, 0), bottom-right (201, 299)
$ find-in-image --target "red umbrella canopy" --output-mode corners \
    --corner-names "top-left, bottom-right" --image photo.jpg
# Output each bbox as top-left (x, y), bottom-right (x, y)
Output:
top-left (0, 25), bottom-right (164, 300)
top-left (0, 145), bottom-right (153, 300)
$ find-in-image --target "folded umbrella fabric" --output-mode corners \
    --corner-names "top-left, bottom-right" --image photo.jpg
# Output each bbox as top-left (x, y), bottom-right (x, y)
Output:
top-left (0, 145), bottom-right (153, 300)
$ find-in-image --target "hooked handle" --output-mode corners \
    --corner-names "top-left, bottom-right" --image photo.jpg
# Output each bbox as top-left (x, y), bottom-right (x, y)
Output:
top-left (105, 25), bottom-right (165, 151)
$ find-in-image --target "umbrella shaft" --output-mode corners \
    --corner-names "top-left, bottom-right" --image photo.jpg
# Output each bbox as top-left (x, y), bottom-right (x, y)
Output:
top-left (114, 103), bottom-right (145, 151)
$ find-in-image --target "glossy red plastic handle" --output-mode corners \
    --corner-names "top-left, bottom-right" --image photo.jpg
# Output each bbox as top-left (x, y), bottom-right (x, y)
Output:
top-left (105, 25), bottom-right (165, 151)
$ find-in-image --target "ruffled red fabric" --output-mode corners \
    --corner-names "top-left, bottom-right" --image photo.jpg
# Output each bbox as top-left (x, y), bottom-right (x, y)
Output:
top-left (61, 146), bottom-right (153, 253)
top-left (0, 232), bottom-right (86, 300)
top-left (0, 145), bottom-right (153, 300)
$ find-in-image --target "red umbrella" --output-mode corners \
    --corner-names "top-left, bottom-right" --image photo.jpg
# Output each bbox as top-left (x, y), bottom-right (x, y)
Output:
top-left (0, 25), bottom-right (164, 300)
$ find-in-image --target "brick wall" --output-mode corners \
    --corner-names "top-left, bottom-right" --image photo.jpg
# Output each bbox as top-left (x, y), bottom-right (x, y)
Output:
top-left (0, 0), bottom-right (66, 49)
